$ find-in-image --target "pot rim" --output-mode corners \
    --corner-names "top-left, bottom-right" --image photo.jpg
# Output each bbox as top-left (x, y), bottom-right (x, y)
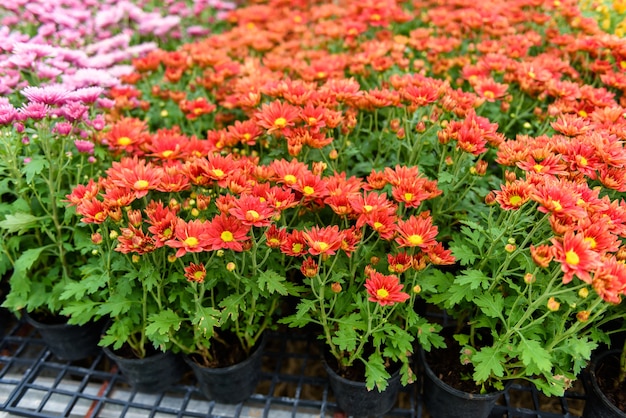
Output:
top-left (321, 352), bottom-right (402, 389)
top-left (183, 333), bottom-right (267, 374)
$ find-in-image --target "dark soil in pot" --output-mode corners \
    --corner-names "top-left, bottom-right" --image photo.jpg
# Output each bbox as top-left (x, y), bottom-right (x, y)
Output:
top-left (424, 327), bottom-right (496, 394)
top-left (186, 331), bottom-right (258, 368)
top-left (592, 351), bottom-right (626, 412)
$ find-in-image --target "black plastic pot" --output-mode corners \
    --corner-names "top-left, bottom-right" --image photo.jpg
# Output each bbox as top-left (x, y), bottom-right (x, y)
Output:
top-left (103, 345), bottom-right (186, 393)
top-left (184, 335), bottom-right (266, 404)
top-left (583, 349), bottom-right (626, 418)
top-left (323, 356), bottom-right (402, 417)
top-left (419, 348), bottom-right (506, 418)
top-left (24, 313), bottom-right (104, 361)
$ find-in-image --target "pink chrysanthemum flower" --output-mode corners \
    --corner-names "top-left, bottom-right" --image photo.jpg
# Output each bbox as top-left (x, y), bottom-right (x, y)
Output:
top-left (21, 84), bottom-right (70, 106)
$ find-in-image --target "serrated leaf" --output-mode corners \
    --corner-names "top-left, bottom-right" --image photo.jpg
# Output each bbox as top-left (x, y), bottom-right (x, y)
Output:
top-left (193, 306), bottom-right (220, 337)
top-left (365, 353), bottom-right (391, 392)
top-left (258, 269), bottom-right (288, 295)
top-left (219, 293), bottom-right (246, 321)
top-left (474, 293), bottom-right (504, 319)
top-left (0, 212), bottom-right (41, 233)
top-left (519, 338), bottom-right (552, 373)
top-left (146, 309), bottom-right (181, 337)
top-left (456, 269), bottom-right (491, 290)
top-left (332, 325), bottom-right (358, 352)
top-left (450, 243), bottom-right (479, 266)
top-left (472, 346), bottom-right (505, 383)
top-left (22, 155), bottom-right (48, 184)
top-left (13, 247), bottom-right (46, 274)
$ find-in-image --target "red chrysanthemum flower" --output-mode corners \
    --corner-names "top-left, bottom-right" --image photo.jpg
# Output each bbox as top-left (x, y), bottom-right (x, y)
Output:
top-left (184, 263), bottom-right (206, 283)
top-left (205, 213), bottom-right (250, 252)
top-left (76, 198), bottom-right (108, 224)
top-left (303, 225), bottom-right (344, 256)
top-left (280, 230), bottom-right (309, 257)
top-left (364, 271), bottom-right (410, 306)
top-left (229, 194), bottom-right (276, 227)
top-left (494, 179), bottom-right (533, 210)
top-left (592, 256), bottom-right (626, 304)
top-left (254, 100), bottom-right (300, 135)
top-left (165, 219), bottom-right (212, 258)
top-left (551, 231), bottom-right (602, 284)
top-left (395, 214), bottom-right (439, 249)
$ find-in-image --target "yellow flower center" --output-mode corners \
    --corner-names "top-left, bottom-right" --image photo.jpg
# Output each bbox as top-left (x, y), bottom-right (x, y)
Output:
top-left (552, 200), bottom-right (563, 211)
top-left (246, 210), bottom-right (260, 220)
top-left (212, 168), bottom-right (224, 178)
top-left (274, 117), bottom-right (287, 128)
top-left (193, 271), bottom-right (204, 280)
top-left (578, 156), bottom-right (588, 166)
top-left (292, 243), bottom-right (302, 253)
top-left (404, 192), bottom-right (413, 201)
top-left (533, 164), bottom-right (544, 173)
top-left (162, 150), bottom-right (174, 158)
top-left (221, 231), bottom-right (234, 242)
top-left (284, 174), bottom-right (297, 184)
top-left (117, 136), bottom-right (132, 146)
top-left (134, 179), bottom-right (149, 190)
top-left (584, 237), bottom-right (597, 250)
top-left (565, 250), bottom-right (580, 265)
top-left (373, 221), bottom-right (383, 229)
top-left (509, 195), bottom-right (523, 206)
top-left (243, 133), bottom-right (251, 140)
top-left (184, 236), bottom-right (199, 247)
top-left (269, 238), bottom-right (280, 246)
top-left (483, 90), bottom-right (495, 99)
top-left (363, 205), bottom-right (373, 213)
top-left (303, 186), bottom-right (315, 195)
top-left (316, 242), bottom-right (329, 252)
top-left (408, 234), bottom-right (423, 246)
top-left (376, 288), bottom-right (389, 299)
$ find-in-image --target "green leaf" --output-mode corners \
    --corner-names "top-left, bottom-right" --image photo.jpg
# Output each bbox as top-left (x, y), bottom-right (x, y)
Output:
top-left (60, 300), bottom-right (101, 325)
top-left (519, 338), bottom-right (552, 374)
top-left (258, 269), bottom-right (288, 295)
top-left (219, 293), bottom-right (246, 321)
top-left (472, 346), bottom-right (505, 383)
top-left (146, 309), bottom-right (182, 337)
top-left (365, 353), bottom-right (391, 392)
top-left (193, 306), bottom-right (220, 337)
top-left (474, 293), bottom-right (504, 319)
top-left (456, 269), bottom-right (491, 291)
top-left (450, 243), bottom-right (479, 266)
top-left (13, 247), bottom-right (46, 274)
top-left (332, 325), bottom-right (358, 352)
top-left (22, 155), bottom-right (48, 184)
top-left (0, 212), bottom-right (41, 233)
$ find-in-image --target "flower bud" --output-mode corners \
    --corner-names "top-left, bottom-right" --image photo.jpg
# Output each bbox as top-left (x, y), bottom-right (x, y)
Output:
top-left (191, 208), bottom-right (200, 217)
top-left (168, 254), bottom-right (177, 263)
top-left (484, 191), bottom-right (497, 205)
top-left (226, 262), bottom-right (236, 271)
top-left (370, 256), bottom-right (380, 265)
top-left (523, 273), bottom-right (535, 284)
top-left (109, 230), bottom-right (119, 240)
top-left (505, 243), bottom-right (516, 253)
top-left (390, 118), bottom-right (401, 132)
top-left (576, 310), bottom-right (590, 322)
top-left (413, 284), bottom-right (421, 294)
top-left (217, 249), bottom-right (225, 257)
top-left (91, 232), bottom-right (103, 244)
top-left (415, 121), bottom-right (426, 132)
top-left (331, 282), bottom-right (342, 293)
top-left (396, 128), bottom-right (405, 139)
top-left (329, 149), bottom-right (338, 160)
top-left (547, 297), bottom-right (560, 311)
top-left (578, 287), bottom-right (589, 298)
top-left (445, 156), bottom-right (453, 166)
top-left (132, 254), bottom-right (140, 263)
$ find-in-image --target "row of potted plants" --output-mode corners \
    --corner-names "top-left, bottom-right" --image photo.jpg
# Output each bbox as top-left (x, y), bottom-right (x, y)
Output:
top-left (2, 0), bottom-right (626, 416)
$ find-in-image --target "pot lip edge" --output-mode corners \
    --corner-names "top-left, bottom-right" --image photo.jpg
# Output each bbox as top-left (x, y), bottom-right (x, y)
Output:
top-left (321, 353), bottom-right (402, 389)
top-left (183, 333), bottom-right (267, 373)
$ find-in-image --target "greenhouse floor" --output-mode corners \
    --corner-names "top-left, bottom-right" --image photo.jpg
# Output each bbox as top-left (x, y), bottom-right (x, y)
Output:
top-left (0, 317), bottom-right (587, 418)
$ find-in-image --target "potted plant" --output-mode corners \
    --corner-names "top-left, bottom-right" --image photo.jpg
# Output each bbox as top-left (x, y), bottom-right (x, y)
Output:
top-left (64, 122), bottom-right (302, 398)
top-left (0, 86), bottom-right (109, 361)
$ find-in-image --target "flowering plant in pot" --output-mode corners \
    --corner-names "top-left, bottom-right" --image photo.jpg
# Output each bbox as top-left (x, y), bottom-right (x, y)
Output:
top-left (0, 86), bottom-right (107, 313)
top-left (419, 106), bottom-right (626, 398)
top-left (64, 121), bottom-right (304, 395)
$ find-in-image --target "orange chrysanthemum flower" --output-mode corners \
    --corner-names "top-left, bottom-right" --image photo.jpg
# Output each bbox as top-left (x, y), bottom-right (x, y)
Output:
top-left (551, 231), bottom-right (602, 284)
top-left (364, 271), bottom-right (410, 306)
top-left (165, 219), bottom-right (212, 258)
top-left (229, 194), bottom-right (276, 227)
top-left (395, 214), bottom-right (439, 249)
top-left (303, 225), bottom-right (344, 256)
top-left (205, 213), bottom-right (250, 252)
top-left (254, 100), bottom-right (300, 134)
top-left (184, 263), bottom-right (206, 283)
top-left (495, 179), bottom-right (533, 210)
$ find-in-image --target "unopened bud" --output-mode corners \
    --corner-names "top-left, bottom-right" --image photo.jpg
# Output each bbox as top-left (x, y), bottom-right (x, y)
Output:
top-left (505, 243), bottom-right (516, 252)
top-left (91, 232), bottom-right (103, 244)
top-left (331, 282), bottom-right (342, 293)
top-left (370, 256), bottom-right (380, 265)
top-left (524, 273), bottom-right (535, 284)
top-left (329, 149), bottom-right (338, 160)
top-left (579, 288), bottom-right (589, 298)
top-left (132, 254), bottom-right (140, 263)
top-left (168, 254), bottom-right (177, 263)
top-left (226, 262), bottom-right (236, 271)
top-left (217, 250), bottom-right (225, 257)
top-left (413, 285), bottom-right (421, 294)
top-left (576, 310), bottom-right (590, 322)
top-left (547, 297), bottom-right (560, 311)
top-left (109, 230), bottom-right (119, 240)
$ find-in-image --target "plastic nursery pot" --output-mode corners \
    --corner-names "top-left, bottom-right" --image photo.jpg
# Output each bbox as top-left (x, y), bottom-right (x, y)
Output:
top-left (583, 349), bottom-right (626, 418)
top-left (184, 334), bottom-right (266, 404)
top-left (103, 345), bottom-right (186, 393)
top-left (24, 312), bottom-right (104, 361)
top-left (322, 355), bottom-right (402, 417)
top-left (419, 348), bottom-right (507, 418)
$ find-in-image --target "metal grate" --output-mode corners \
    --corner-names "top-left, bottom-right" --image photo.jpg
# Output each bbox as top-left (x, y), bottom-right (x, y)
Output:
top-left (0, 316), bottom-right (585, 418)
